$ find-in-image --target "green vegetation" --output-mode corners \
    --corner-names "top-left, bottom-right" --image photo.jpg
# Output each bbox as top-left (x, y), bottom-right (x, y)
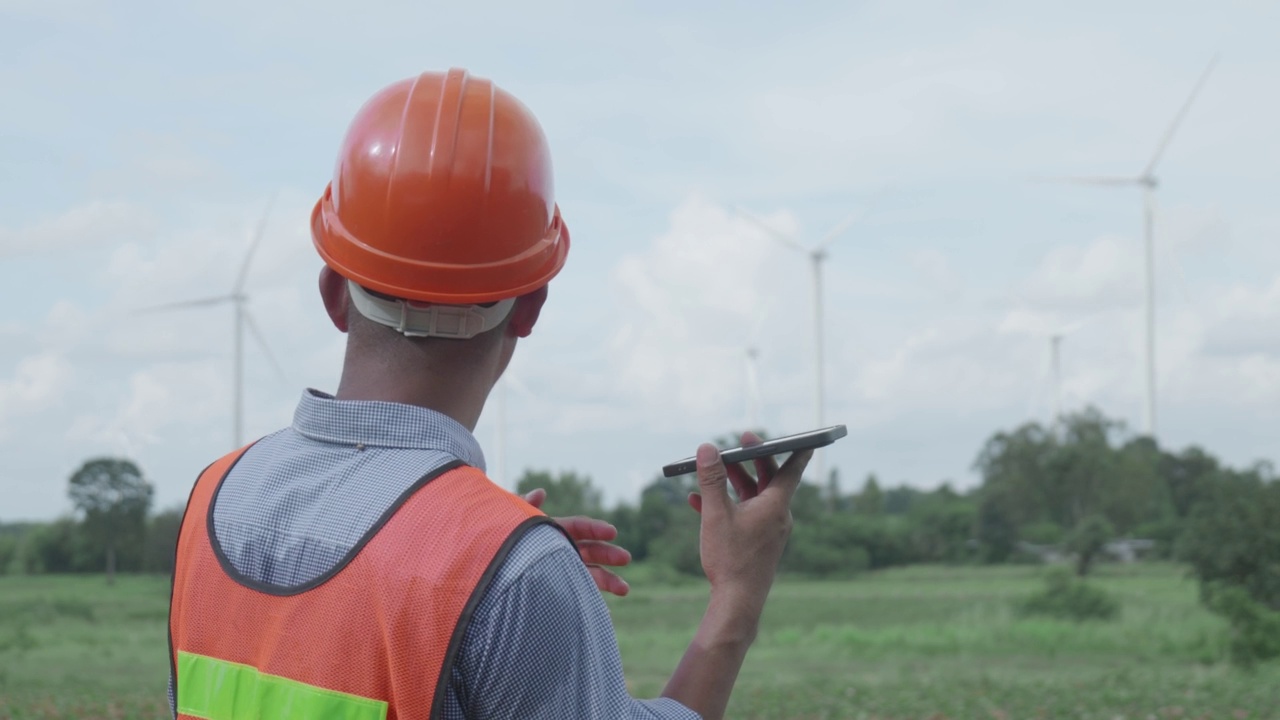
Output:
top-left (2, 409), bottom-right (1277, 715)
top-left (1014, 566), bottom-right (1121, 621)
top-left (2, 566), bottom-right (1279, 719)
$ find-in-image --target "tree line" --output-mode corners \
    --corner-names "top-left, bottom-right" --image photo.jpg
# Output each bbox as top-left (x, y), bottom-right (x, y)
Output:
top-left (2, 408), bottom-right (1276, 615)
top-left (0, 458), bottom-right (180, 581)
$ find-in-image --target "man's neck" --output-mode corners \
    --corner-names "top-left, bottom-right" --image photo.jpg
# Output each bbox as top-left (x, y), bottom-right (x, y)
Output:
top-left (334, 354), bottom-right (496, 432)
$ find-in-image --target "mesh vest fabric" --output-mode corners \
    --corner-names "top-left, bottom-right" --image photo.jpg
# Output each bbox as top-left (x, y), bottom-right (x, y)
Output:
top-left (169, 444), bottom-right (559, 720)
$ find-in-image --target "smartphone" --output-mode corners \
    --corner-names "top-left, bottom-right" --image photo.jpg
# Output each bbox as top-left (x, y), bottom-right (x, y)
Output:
top-left (661, 425), bottom-right (848, 477)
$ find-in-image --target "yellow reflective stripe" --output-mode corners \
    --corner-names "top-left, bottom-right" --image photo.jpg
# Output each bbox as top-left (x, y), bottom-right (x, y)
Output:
top-left (177, 651), bottom-right (388, 720)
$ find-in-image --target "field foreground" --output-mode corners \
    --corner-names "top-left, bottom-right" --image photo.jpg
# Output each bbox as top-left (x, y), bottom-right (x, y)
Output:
top-left (1, 564), bottom-right (1277, 719)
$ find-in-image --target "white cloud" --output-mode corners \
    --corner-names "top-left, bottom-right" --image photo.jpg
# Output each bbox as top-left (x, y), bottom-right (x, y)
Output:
top-left (1199, 275), bottom-right (1280, 357)
top-left (1018, 233), bottom-right (1142, 310)
top-left (0, 351), bottom-right (72, 437)
top-left (0, 200), bottom-right (156, 258)
top-left (604, 194), bottom-right (800, 429)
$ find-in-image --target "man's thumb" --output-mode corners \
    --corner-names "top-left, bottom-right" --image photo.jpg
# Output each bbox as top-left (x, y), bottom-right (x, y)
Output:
top-left (695, 444), bottom-right (730, 514)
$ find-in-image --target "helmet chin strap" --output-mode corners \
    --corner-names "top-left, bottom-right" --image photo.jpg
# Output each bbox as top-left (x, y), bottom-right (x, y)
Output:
top-left (348, 281), bottom-right (515, 339)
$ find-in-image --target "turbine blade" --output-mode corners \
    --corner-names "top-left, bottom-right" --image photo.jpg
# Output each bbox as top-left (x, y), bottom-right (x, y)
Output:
top-left (1144, 53), bottom-right (1220, 177)
top-left (815, 212), bottom-right (862, 252)
top-left (1031, 175), bottom-right (1140, 187)
top-left (134, 295), bottom-right (236, 314)
top-left (505, 371), bottom-right (538, 400)
top-left (1057, 321), bottom-right (1085, 336)
top-left (731, 205), bottom-right (807, 252)
top-left (234, 192), bottom-right (278, 294)
top-left (817, 188), bottom-right (887, 252)
top-left (243, 311), bottom-right (288, 383)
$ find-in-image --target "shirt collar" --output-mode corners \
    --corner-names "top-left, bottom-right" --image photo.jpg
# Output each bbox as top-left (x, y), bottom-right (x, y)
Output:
top-left (292, 389), bottom-right (487, 471)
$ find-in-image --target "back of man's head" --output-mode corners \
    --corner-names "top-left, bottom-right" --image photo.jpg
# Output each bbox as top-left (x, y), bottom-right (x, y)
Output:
top-left (310, 68), bottom-right (570, 347)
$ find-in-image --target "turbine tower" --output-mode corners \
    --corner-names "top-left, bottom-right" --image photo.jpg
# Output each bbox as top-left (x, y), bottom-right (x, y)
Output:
top-left (1046, 55), bottom-right (1219, 439)
top-left (138, 195), bottom-right (286, 449)
top-left (732, 203), bottom-right (871, 484)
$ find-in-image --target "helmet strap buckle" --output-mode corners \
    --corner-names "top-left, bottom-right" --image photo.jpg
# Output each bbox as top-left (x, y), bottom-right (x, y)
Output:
top-left (348, 281), bottom-right (515, 339)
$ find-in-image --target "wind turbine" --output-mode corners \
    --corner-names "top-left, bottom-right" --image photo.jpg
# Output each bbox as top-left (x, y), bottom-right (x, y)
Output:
top-left (137, 195), bottom-right (286, 449)
top-left (742, 306), bottom-right (771, 433)
top-left (1044, 54), bottom-right (1219, 439)
top-left (732, 203), bottom-right (871, 484)
top-left (1047, 319), bottom-right (1089, 439)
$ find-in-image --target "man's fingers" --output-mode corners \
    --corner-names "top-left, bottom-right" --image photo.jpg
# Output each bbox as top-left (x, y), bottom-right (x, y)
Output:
top-left (741, 431), bottom-right (778, 489)
top-left (726, 463), bottom-right (759, 501)
top-left (576, 539), bottom-right (632, 568)
top-left (765, 447), bottom-right (814, 499)
top-left (588, 566), bottom-right (631, 597)
top-left (523, 488), bottom-right (547, 509)
top-left (694, 443), bottom-right (732, 517)
top-left (688, 492), bottom-right (703, 514)
top-left (555, 516), bottom-right (619, 542)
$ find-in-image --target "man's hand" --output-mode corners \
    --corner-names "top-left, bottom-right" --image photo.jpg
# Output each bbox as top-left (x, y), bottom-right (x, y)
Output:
top-left (661, 431), bottom-right (813, 720)
top-left (522, 488), bottom-right (632, 596)
top-left (686, 431), bottom-right (812, 613)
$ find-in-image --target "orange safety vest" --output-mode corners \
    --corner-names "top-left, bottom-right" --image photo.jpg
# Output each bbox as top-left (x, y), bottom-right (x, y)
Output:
top-left (168, 445), bottom-right (565, 720)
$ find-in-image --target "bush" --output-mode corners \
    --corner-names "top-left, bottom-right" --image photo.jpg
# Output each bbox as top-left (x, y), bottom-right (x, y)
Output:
top-left (0, 535), bottom-right (17, 575)
top-left (1131, 518), bottom-right (1182, 559)
top-left (1207, 583), bottom-right (1280, 668)
top-left (1019, 521), bottom-right (1065, 546)
top-left (647, 521), bottom-right (703, 578)
top-left (783, 525), bottom-right (870, 578)
top-left (1179, 472), bottom-right (1280, 611)
top-left (1015, 566), bottom-right (1121, 622)
top-left (1065, 514), bottom-right (1115, 576)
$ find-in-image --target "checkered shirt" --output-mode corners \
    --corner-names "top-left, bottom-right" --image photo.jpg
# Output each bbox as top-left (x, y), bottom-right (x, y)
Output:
top-left (169, 389), bottom-right (699, 719)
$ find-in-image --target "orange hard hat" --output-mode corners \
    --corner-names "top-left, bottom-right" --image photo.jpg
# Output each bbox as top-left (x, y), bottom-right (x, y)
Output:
top-left (311, 68), bottom-right (570, 307)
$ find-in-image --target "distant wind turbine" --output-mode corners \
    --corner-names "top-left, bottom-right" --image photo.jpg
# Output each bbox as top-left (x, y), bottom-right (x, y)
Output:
top-left (137, 195), bottom-right (286, 449)
top-left (1041, 54), bottom-right (1219, 440)
top-left (1047, 319), bottom-right (1088, 439)
top-left (743, 306), bottom-right (771, 433)
top-left (732, 199), bottom-right (876, 484)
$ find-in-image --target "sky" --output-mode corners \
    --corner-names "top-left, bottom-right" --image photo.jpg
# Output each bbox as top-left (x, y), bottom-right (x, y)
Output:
top-left (2, 1), bottom-right (1278, 520)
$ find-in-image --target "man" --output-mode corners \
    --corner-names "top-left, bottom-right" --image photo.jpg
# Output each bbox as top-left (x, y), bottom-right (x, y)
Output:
top-left (167, 68), bottom-right (812, 720)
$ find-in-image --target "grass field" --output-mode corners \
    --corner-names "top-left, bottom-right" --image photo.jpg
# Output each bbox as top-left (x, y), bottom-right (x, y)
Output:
top-left (1, 564), bottom-right (1277, 719)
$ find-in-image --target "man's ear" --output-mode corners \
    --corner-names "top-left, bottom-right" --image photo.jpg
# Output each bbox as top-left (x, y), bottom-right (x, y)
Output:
top-left (507, 285), bottom-right (548, 339)
top-left (319, 266), bottom-right (350, 333)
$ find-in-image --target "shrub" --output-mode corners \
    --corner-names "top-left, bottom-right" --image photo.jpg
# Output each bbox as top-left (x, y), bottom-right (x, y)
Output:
top-left (783, 525), bottom-right (870, 578)
top-left (1015, 566), bottom-right (1120, 622)
top-left (0, 535), bottom-right (16, 575)
top-left (1207, 583), bottom-right (1280, 668)
top-left (1019, 521), bottom-right (1065, 546)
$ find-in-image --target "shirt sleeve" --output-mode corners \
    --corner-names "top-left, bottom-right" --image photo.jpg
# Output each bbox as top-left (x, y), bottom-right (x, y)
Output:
top-left (450, 524), bottom-right (701, 720)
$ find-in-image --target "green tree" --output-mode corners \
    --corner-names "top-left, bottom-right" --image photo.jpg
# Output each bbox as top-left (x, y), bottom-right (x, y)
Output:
top-left (142, 508), bottom-right (184, 574)
top-left (632, 474), bottom-right (698, 563)
top-left (825, 468), bottom-right (842, 513)
top-left (22, 518), bottom-right (97, 574)
top-left (908, 495), bottom-right (978, 563)
top-left (882, 486), bottom-right (923, 515)
top-left (1160, 446), bottom-right (1221, 518)
top-left (975, 487), bottom-right (1019, 563)
top-left (1066, 514), bottom-right (1115, 577)
top-left (1180, 467), bottom-right (1280, 610)
top-left (67, 458), bottom-right (153, 584)
top-left (855, 474), bottom-right (884, 516)
top-left (1103, 437), bottom-right (1173, 534)
top-left (791, 482), bottom-right (826, 523)
top-left (0, 534), bottom-right (16, 575)
top-left (515, 469), bottom-right (603, 519)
